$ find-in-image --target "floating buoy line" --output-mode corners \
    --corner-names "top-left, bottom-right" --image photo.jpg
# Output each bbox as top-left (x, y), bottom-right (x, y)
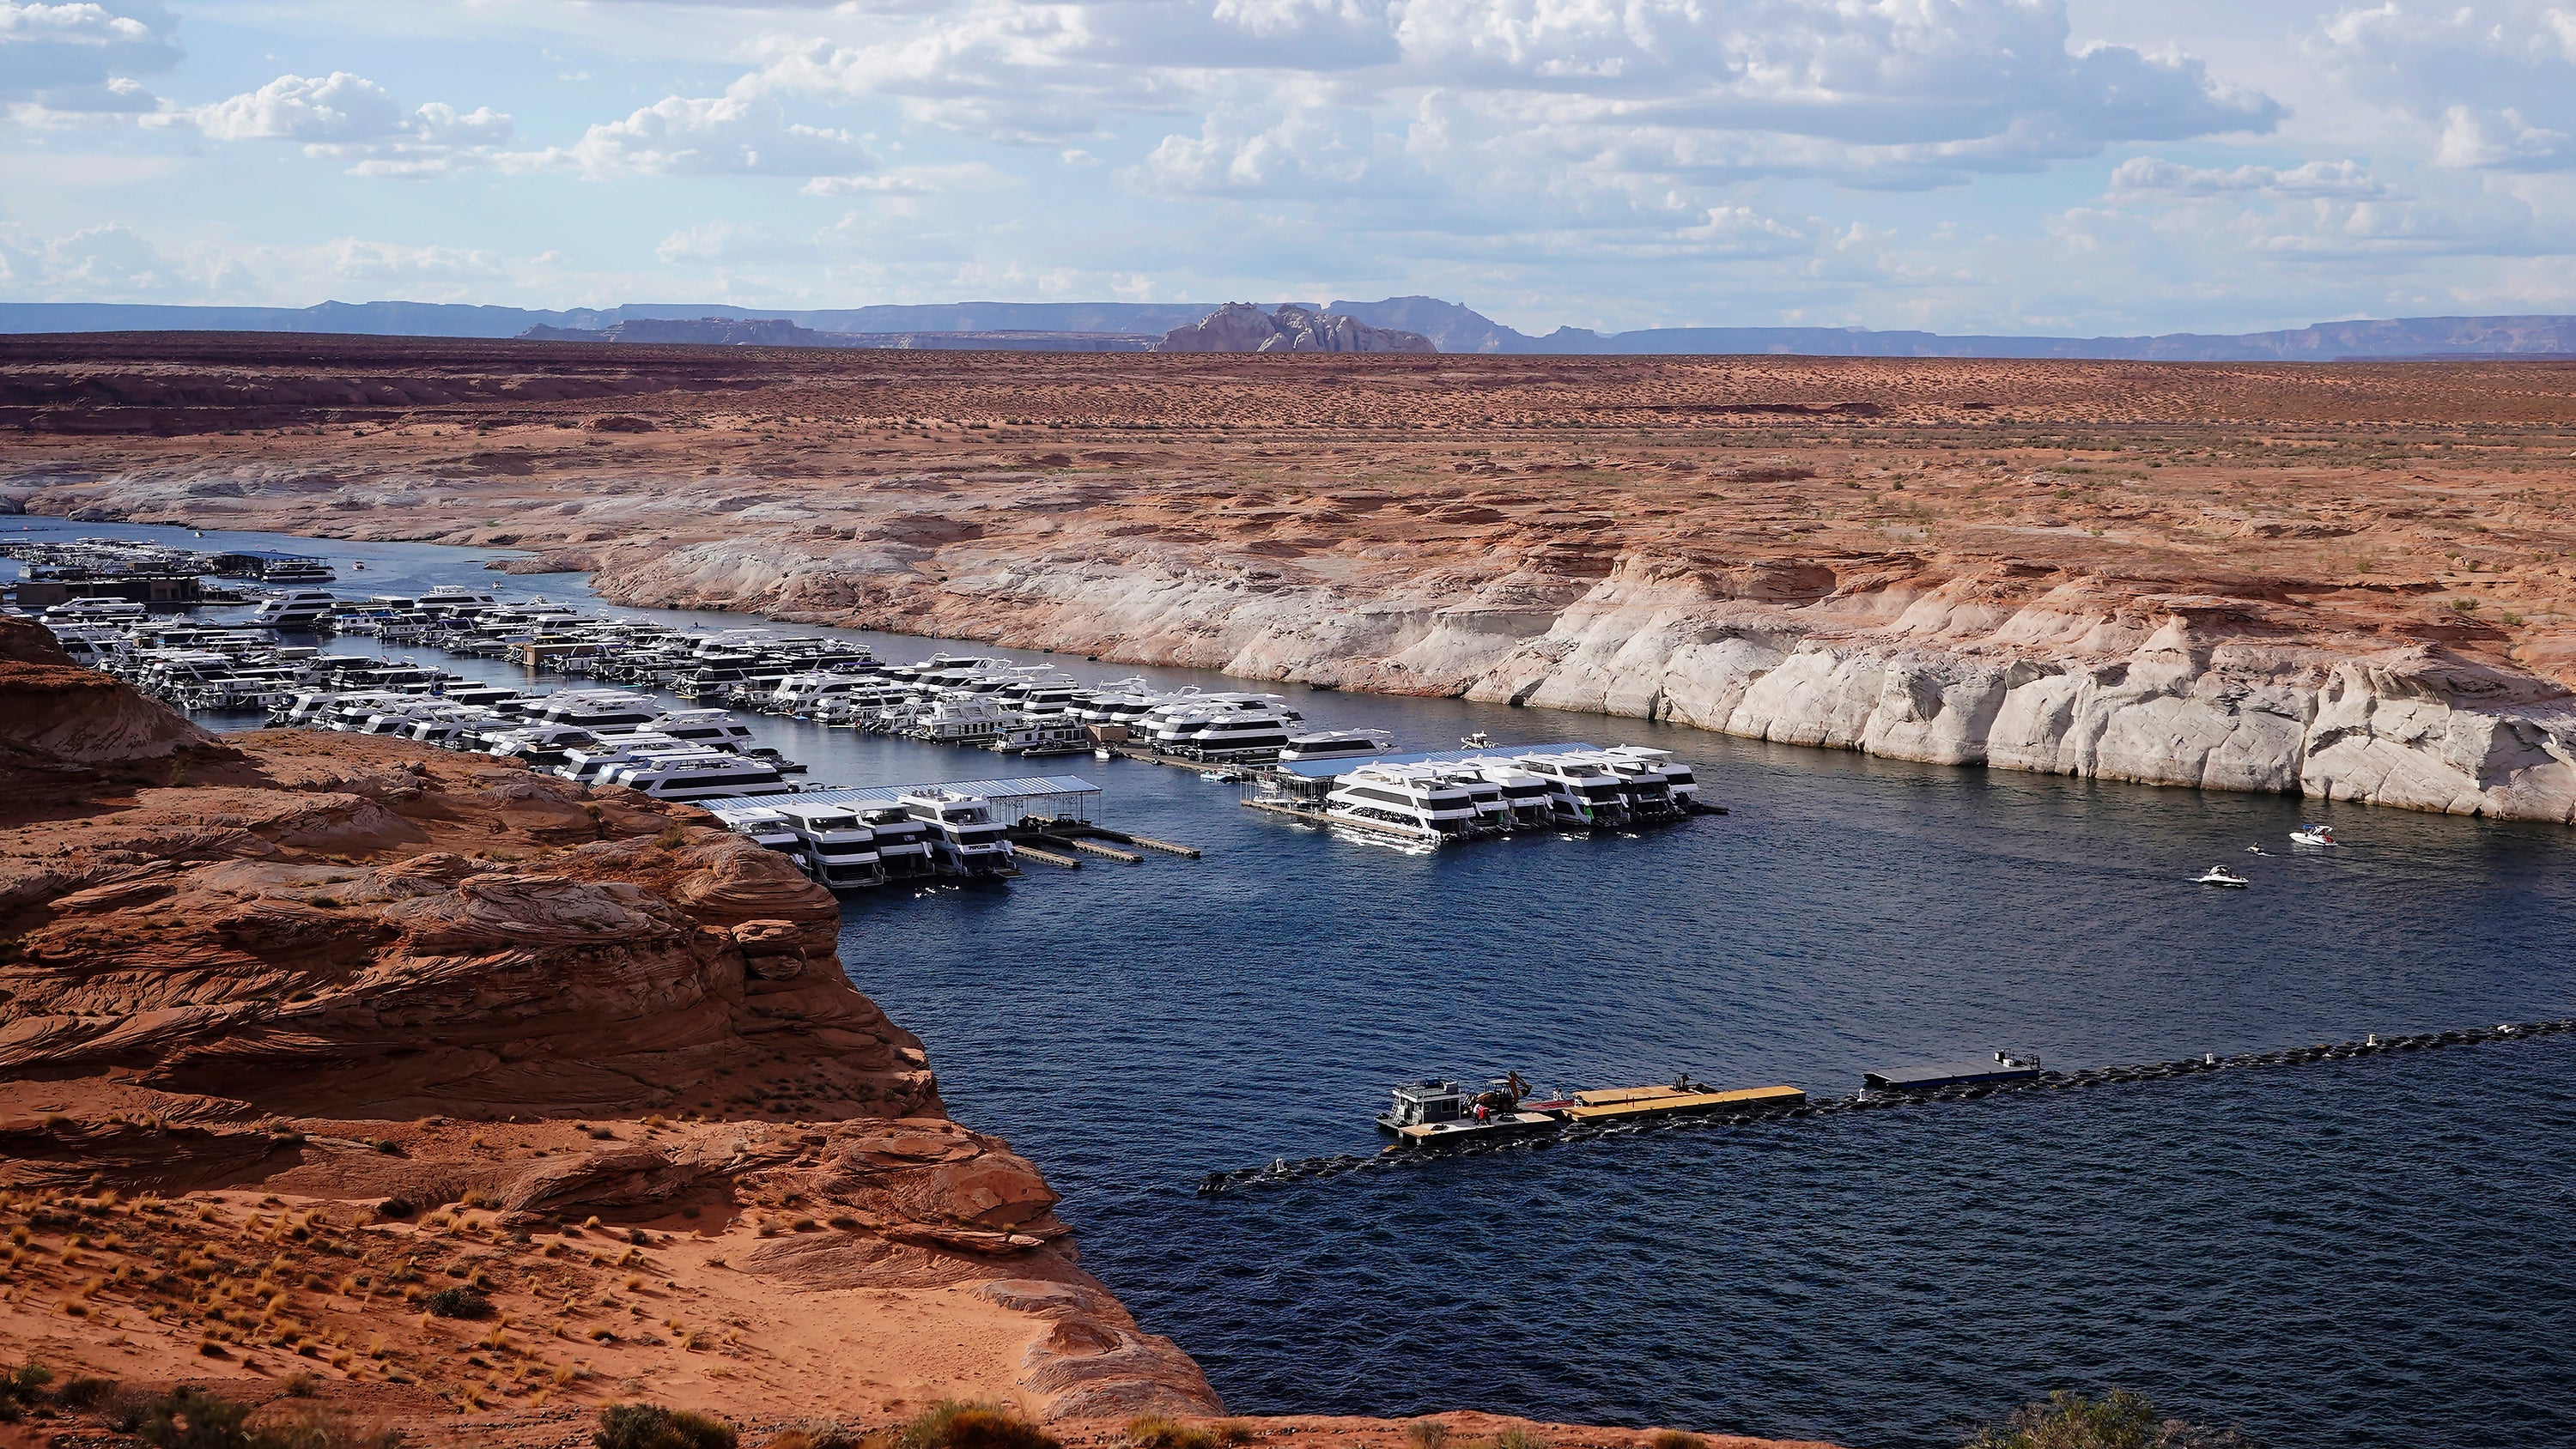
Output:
top-left (1194, 1018), bottom-right (2576, 1197)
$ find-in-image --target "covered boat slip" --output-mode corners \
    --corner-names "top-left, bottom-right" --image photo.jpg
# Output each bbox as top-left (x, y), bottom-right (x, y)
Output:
top-left (1557, 1082), bottom-right (1807, 1123)
top-left (732, 774), bottom-right (1102, 825)
top-left (1264, 741), bottom-right (1608, 801)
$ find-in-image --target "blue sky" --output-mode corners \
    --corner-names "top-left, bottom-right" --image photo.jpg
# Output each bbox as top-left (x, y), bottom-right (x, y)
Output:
top-left (3, 0), bottom-right (2573, 335)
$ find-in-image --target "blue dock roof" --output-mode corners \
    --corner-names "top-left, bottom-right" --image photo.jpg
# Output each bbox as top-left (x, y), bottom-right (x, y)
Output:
top-left (702, 774), bottom-right (1100, 825)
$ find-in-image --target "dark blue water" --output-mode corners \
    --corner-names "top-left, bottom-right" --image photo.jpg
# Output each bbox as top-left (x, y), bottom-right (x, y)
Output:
top-left (19, 518), bottom-right (2576, 1448)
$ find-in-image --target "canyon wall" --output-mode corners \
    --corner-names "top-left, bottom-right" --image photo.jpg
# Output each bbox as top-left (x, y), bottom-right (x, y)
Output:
top-left (595, 537), bottom-right (2576, 824)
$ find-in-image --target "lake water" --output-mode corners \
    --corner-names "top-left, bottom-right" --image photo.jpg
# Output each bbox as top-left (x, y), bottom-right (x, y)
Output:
top-left (16, 518), bottom-right (2575, 1449)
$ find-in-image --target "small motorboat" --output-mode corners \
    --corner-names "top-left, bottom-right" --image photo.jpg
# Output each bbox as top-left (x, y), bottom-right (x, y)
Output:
top-left (2194, 866), bottom-right (2249, 888)
top-left (2290, 825), bottom-right (2339, 846)
top-left (2245, 846), bottom-right (2269, 855)
top-left (1094, 749), bottom-right (1114, 761)
top-left (1461, 731), bottom-right (1494, 749)
top-left (1198, 769), bottom-right (1235, 783)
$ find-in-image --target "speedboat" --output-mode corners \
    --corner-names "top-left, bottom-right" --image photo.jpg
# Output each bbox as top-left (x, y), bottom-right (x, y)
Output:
top-left (2194, 866), bottom-right (2250, 888)
top-left (2289, 825), bottom-right (2339, 846)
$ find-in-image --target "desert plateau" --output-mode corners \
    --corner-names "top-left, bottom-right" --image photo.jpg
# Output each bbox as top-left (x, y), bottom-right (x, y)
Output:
top-left (3, 335), bottom-right (2572, 822)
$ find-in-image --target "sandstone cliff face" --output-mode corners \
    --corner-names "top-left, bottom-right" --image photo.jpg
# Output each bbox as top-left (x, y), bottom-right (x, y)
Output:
top-left (597, 537), bottom-right (2576, 824)
top-left (1155, 303), bottom-right (1436, 354)
top-left (1466, 567), bottom-right (2576, 820)
top-left (0, 616), bottom-right (1218, 1428)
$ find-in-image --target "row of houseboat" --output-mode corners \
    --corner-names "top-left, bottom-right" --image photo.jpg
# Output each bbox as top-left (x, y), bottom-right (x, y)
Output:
top-left (264, 682), bottom-right (805, 803)
top-left (1309, 749), bottom-right (1700, 838)
top-left (708, 791), bottom-right (1021, 886)
top-left (35, 586), bottom-right (1403, 766)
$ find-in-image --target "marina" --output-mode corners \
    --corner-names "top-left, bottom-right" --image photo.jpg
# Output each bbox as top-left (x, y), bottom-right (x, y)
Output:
top-left (5, 518), bottom-right (2574, 1449)
top-left (9, 533), bottom-right (1719, 892)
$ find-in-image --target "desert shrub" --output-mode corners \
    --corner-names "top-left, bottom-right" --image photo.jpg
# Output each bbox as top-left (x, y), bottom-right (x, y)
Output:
top-left (246, 1404), bottom-right (404, 1449)
top-left (7, 1360), bottom-right (53, 1400)
top-left (1643, 1434), bottom-right (1700, 1449)
top-left (56, 1374), bottom-right (118, 1410)
top-left (1406, 1422), bottom-right (1451, 1449)
top-left (375, 1198), bottom-right (414, 1219)
top-left (0, 1360), bottom-right (54, 1420)
top-left (1214, 1424), bottom-right (1256, 1447)
top-left (102, 1384), bottom-right (163, 1434)
top-left (138, 1387), bottom-right (252, 1449)
top-left (1495, 1430), bottom-right (1547, 1449)
top-left (898, 1401), bottom-right (1059, 1449)
top-left (1962, 1391), bottom-right (2257, 1449)
top-left (762, 1422), bottom-right (860, 1449)
top-left (422, 1287), bottom-right (492, 1319)
top-left (595, 1403), bottom-right (738, 1449)
top-left (1127, 1416), bottom-right (1218, 1449)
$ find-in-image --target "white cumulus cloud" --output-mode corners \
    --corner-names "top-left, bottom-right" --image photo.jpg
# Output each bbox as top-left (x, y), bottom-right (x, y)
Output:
top-left (513, 81), bottom-right (876, 179)
top-left (2311, 2), bottom-right (2576, 170)
top-left (0, 0), bottom-right (177, 112)
top-left (171, 71), bottom-right (511, 174)
top-left (2110, 155), bottom-right (2389, 197)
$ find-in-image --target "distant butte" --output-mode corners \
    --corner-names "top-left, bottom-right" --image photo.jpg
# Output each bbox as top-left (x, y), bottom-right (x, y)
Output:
top-left (3, 333), bottom-right (2572, 822)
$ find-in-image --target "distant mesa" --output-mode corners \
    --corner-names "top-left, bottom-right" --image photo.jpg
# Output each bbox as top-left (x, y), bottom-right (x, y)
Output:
top-left (520, 315), bottom-right (823, 347)
top-left (1153, 302), bottom-right (1437, 355)
top-left (517, 315), bottom-right (1158, 352)
top-left (10, 295), bottom-right (2576, 361)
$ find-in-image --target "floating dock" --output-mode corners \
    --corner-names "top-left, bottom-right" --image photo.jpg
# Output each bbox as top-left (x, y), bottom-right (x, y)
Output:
top-left (1195, 1018), bottom-right (2576, 1197)
top-left (1558, 1082), bottom-right (1807, 1124)
top-left (1863, 1053), bottom-right (2044, 1092)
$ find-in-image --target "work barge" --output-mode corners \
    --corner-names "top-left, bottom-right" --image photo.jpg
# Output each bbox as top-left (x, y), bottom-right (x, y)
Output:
top-left (1196, 1021), bottom-right (2576, 1196)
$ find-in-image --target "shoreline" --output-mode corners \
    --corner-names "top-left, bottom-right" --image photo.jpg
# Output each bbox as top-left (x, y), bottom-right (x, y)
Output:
top-left (16, 503), bottom-right (2570, 826)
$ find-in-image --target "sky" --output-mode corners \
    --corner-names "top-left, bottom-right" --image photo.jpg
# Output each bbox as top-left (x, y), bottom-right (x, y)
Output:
top-left (3, 0), bottom-right (2573, 336)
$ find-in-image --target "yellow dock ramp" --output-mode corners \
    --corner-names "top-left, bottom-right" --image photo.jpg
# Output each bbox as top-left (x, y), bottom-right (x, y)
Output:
top-left (1559, 1082), bottom-right (1805, 1123)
